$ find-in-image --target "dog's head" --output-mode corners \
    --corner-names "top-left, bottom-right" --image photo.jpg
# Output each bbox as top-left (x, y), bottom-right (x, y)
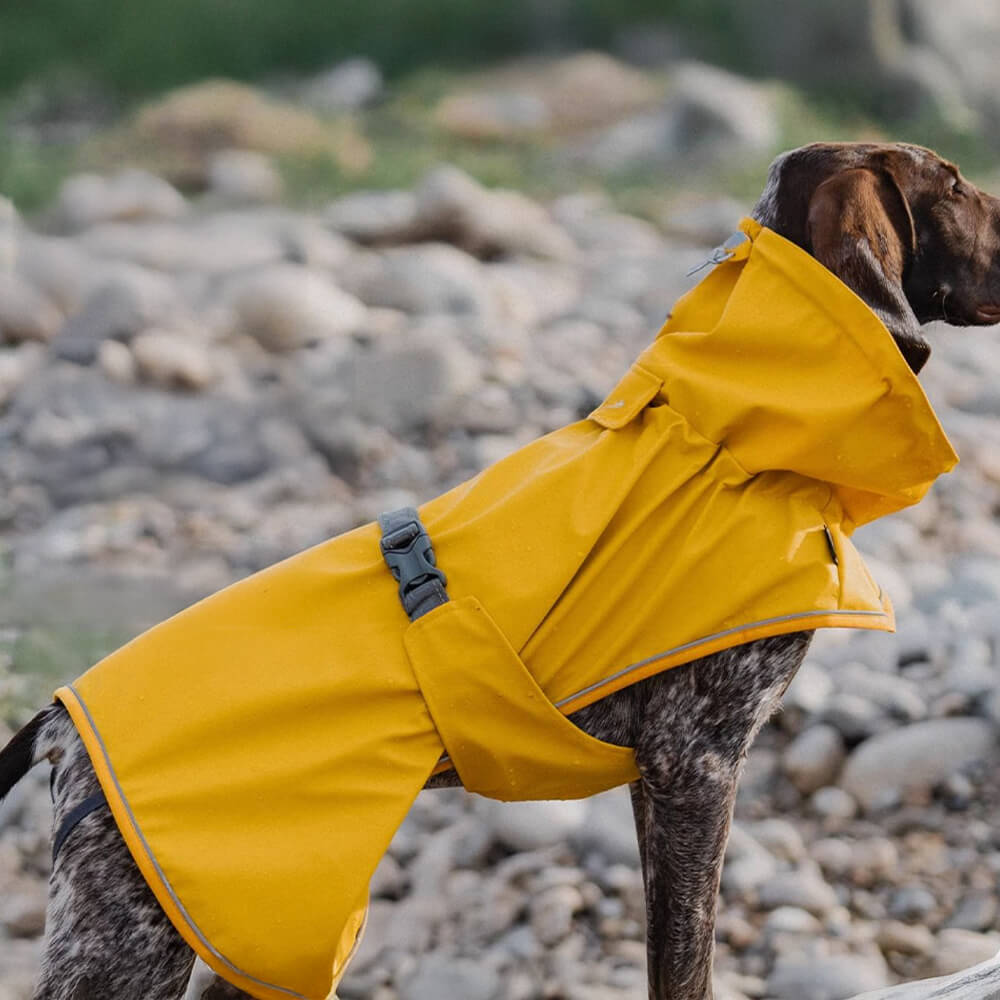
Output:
top-left (752, 142), bottom-right (1000, 373)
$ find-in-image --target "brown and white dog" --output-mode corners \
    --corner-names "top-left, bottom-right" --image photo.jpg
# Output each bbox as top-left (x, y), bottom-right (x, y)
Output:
top-left (3, 142), bottom-right (1000, 1000)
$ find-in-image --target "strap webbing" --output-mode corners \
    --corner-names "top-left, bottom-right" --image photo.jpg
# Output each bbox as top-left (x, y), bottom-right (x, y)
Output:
top-left (378, 507), bottom-right (449, 620)
top-left (52, 790), bottom-right (108, 863)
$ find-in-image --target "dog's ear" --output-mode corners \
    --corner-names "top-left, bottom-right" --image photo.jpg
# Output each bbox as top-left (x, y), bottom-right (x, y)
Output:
top-left (807, 167), bottom-right (931, 373)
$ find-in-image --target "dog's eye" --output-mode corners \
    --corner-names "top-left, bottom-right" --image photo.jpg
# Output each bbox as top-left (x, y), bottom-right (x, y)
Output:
top-left (950, 178), bottom-right (966, 197)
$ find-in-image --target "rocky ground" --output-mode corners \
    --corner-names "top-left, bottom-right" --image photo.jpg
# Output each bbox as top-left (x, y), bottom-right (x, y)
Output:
top-left (2, 137), bottom-right (1000, 1000)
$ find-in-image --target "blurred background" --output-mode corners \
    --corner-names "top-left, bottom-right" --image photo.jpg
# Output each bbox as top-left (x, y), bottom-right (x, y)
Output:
top-left (2, 3), bottom-right (1000, 999)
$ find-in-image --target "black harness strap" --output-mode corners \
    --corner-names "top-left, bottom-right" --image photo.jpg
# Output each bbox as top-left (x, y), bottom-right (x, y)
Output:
top-left (52, 789), bottom-right (108, 863)
top-left (378, 507), bottom-right (449, 620)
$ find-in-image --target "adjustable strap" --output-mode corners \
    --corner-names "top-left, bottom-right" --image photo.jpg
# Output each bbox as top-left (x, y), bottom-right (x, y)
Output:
top-left (52, 790), bottom-right (108, 863)
top-left (378, 507), bottom-right (449, 620)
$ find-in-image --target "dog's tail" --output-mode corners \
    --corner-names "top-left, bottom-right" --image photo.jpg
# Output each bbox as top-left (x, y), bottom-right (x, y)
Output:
top-left (0, 705), bottom-right (61, 804)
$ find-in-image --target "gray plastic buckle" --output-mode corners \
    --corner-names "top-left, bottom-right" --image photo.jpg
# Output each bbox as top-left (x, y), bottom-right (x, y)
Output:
top-left (378, 508), bottom-right (447, 613)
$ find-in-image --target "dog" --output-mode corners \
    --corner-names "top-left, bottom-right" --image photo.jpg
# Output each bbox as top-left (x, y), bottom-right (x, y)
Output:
top-left (3, 142), bottom-right (1000, 1000)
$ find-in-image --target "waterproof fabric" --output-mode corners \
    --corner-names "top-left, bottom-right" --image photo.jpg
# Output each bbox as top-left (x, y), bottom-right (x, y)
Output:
top-left (55, 218), bottom-right (958, 1000)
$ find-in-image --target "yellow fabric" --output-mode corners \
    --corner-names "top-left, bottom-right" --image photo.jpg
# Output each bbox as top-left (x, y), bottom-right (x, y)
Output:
top-left (54, 218), bottom-right (957, 1000)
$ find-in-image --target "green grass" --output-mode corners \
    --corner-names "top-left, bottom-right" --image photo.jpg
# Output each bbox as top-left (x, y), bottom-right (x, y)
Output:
top-left (0, 625), bottom-right (129, 726)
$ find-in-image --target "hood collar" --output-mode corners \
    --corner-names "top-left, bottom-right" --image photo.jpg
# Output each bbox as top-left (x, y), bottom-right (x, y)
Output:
top-left (639, 218), bottom-right (958, 528)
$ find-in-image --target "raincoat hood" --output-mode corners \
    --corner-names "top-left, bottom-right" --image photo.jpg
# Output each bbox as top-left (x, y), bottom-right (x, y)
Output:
top-left (55, 218), bottom-right (957, 1000)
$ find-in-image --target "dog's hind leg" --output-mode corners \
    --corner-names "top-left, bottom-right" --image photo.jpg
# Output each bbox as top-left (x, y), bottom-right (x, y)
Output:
top-left (31, 708), bottom-right (196, 1000)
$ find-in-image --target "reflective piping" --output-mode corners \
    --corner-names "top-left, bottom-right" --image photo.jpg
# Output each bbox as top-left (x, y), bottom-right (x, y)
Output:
top-left (554, 608), bottom-right (888, 710)
top-left (63, 685), bottom-right (309, 1000)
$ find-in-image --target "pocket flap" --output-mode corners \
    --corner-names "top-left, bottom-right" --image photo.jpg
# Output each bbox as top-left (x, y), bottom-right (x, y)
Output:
top-left (589, 364), bottom-right (663, 429)
top-left (404, 597), bottom-right (638, 801)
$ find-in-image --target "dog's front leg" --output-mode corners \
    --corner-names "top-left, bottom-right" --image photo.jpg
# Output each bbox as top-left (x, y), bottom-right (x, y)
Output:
top-left (632, 750), bottom-right (739, 1000)
top-left (627, 633), bottom-right (812, 999)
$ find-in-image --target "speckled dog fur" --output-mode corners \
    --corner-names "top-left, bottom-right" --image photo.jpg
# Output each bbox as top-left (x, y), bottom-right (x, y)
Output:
top-left (7, 141), bottom-right (1000, 1000)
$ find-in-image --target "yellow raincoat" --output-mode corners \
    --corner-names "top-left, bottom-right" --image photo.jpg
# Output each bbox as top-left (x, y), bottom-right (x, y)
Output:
top-left (55, 218), bottom-right (957, 1000)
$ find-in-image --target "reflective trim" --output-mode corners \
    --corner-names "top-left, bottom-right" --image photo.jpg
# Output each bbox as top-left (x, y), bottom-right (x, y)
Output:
top-left (56, 686), bottom-right (309, 1000)
top-left (555, 608), bottom-right (888, 710)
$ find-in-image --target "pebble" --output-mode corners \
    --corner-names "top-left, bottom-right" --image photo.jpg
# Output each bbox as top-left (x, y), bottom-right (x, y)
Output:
top-left (530, 884), bottom-right (585, 946)
top-left (131, 329), bottom-right (218, 390)
top-left (783, 723), bottom-right (847, 794)
top-left (946, 891), bottom-right (998, 932)
top-left (0, 275), bottom-right (63, 344)
top-left (54, 168), bottom-right (187, 231)
top-left (757, 867), bottom-right (839, 916)
top-left (877, 920), bottom-right (935, 956)
top-left (766, 954), bottom-right (891, 1000)
top-left (810, 786), bottom-right (859, 823)
top-left (206, 150), bottom-right (284, 203)
top-left (225, 264), bottom-right (367, 350)
top-left (476, 799), bottom-right (587, 853)
top-left (398, 955), bottom-right (500, 1000)
top-left (840, 718), bottom-right (996, 811)
top-left (932, 928), bottom-right (1000, 976)
top-left (887, 886), bottom-right (938, 923)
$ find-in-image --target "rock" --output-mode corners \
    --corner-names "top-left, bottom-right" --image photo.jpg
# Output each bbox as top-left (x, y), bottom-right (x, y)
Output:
top-left (877, 920), bottom-right (935, 957)
top-left (824, 692), bottom-right (887, 743)
top-left (571, 787), bottom-right (639, 866)
top-left (135, 79), bottom-right (363, 163)
top-left (887, 886), bottom-right (938, 922)
top-left (0, 344), bottom-right (44, 409)
top-left (334, 328), bottom-right (480, 432)
top-left (301, 57), bottom-right (383, 113)
top-left (413, 166), bottom-right (576, 260)
top-left (848, 838), bottom-right (900, 889)
top-left (76, 217), bottom-right (280, 276)
top-left (810, 786), bottom-right (859, 823)
top-left (835, 663), bottom-right (927, 722)
top-left (840, 718), bottom-right (996, 811)
top-left (946, 892), bottom-right (998, 932)
top-left (399, 955), bottom-right (500, 1000)
top-left (757, 867), bottom-right (839, 915)
top-left (97, 338), bottom-right (137, 383)
top-left (225, 265), bottom-right (366, 350)
top-left (781, 658), bottom-right (835, 715)
top-left (15, 234), bottom-right (94, 313)
top-left (783, 724), bottom-right (847, 794)
top-left (435, 91), bottom-right (550, 140)
top-left (52, 271), bottom-right (177, 364)
top-left (347, 243), bottom-right (494, 316)
top-left (54, 169), bottom-right (186, 231)
top-left (545, 52), bottom-right (658, 131)
top-left (0, 885), bottom-right (46, 937)
top-left (932, 928), bottom-right (1000, 976)
top-left (8, 366), bottom-right (275, 506)
top-left (477, 799), bottom-right (587, 853)
top-left (766, 954), bottom-right (891, 1000)
top-left (764, 906), bottom-right (823, 936)
top-left (131, 330), bottom-right (218, 390)
top-left (0, 274), bottom-right (63, 343)
top-left (326, 190), bottom-right (419, 244)
top-left (206, 150), bottom-right (283, 203)
top-left (721, 825), bottom-right (779, 897)
top-left (748, 818), bottom-right (806, 862)
top-left (811, 837), bottom-right (857, 878)
top-left (530, 884), bottom-right (584, 946)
